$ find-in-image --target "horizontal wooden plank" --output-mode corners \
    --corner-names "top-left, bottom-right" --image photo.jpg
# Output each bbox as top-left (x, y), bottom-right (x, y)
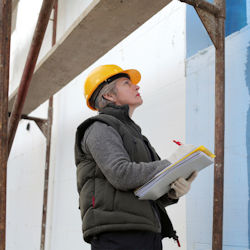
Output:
top-left (9, 0), bottom-right (172, 114)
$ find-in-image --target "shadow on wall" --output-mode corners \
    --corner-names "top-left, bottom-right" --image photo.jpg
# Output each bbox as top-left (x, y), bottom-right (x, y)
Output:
top-left (246, 43), bottom-right (250, 250)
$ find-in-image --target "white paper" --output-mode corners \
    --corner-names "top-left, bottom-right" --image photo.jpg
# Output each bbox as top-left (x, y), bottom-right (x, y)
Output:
top-left (134, 151), bottom-right (214, 200)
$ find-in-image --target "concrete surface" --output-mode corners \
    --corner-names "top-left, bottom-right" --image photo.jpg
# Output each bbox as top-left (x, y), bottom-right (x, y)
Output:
top-left (8, 0), bottom-right (172, 115)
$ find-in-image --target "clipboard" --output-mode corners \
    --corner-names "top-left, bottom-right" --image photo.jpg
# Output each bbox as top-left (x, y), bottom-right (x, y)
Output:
top-left (134, 146), bottom-right (215, 200)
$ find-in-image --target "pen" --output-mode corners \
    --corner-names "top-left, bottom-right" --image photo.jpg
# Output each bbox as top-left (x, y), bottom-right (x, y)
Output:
top-left (173, 140), bottom-right (182, 146)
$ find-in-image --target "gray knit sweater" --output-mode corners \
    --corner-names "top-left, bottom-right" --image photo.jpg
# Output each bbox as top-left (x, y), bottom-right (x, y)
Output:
top-left (81, 121), bottom-right (171, 191)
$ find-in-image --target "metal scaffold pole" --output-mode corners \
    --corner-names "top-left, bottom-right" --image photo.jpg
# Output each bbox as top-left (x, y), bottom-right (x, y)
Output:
top-left (179, 0), bottom-right (225, 249)
top-left (0, 1), bottom-right (12, 250)
top-left (40, 2), bottom-right (57, 249)
top-left (213, 1), bottom-right (225, 249)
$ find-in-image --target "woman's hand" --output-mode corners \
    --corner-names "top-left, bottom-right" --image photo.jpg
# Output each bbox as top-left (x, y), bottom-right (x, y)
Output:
top-left (167, 171), bottom-right (198, 199)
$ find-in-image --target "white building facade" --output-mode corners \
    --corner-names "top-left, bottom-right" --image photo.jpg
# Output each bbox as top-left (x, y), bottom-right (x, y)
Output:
top-left (7, 0), bottom-right (250, 249)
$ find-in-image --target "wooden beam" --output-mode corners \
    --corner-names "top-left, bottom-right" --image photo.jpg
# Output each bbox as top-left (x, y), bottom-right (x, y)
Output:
top-left (8, 0), bottom-right (172, 115)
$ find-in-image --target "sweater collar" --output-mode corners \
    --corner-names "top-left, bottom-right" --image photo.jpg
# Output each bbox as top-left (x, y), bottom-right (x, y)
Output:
top-left (99, 104), bottom-right (141, 133)
top-left (99, 103), bottom-right (130, 122)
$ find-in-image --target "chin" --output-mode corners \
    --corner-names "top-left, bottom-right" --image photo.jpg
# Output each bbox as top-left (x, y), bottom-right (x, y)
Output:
top-left (136, 99), bottom-right (143, 107)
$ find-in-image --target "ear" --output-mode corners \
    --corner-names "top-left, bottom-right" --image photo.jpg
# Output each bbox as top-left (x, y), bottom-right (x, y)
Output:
top-left (103, 93), bottom-right (116, 102)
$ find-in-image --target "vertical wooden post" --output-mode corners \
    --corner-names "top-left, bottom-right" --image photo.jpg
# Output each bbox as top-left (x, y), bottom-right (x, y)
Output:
top-left (40, 1), bottom-right (57, 249)
top-left (213, 1), bottom-right (225, 249)
top-left (0, 1), bottom-right (12, 250)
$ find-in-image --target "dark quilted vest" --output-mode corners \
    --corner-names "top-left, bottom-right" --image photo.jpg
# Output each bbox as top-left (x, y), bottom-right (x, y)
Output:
top-left (74, 105), bottom-right (176, 243)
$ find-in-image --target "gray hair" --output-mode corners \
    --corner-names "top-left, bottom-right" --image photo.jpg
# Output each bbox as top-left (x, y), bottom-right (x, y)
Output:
top-left (92, 79), bottom-right (119, 110)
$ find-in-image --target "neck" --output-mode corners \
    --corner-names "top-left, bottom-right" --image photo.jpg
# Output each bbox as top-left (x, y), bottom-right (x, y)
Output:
top-left (128, 106), bottom-right (135, 118)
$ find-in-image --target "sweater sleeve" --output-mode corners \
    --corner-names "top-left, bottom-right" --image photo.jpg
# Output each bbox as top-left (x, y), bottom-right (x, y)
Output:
top-left (81, 121), bottom-right (171, 191)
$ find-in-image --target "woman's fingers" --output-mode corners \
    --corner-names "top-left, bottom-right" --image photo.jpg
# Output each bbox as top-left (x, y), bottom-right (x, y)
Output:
top-left (169, 171), bottom-right (198, 199)
top-left (186, 171), bottom-right (198, 183)
top-left (171, 179), bottom-right (189, 196)
top-left (172, 179), bottom-right (187, 189)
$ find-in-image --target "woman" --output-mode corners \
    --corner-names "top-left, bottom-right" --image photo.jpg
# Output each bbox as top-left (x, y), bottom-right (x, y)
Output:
top-left (75, 64), bottom-right (197, 250)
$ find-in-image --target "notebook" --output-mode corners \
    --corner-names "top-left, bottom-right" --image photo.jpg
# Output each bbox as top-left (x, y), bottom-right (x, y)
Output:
top-left (134, 146), bottom-right (215, 200)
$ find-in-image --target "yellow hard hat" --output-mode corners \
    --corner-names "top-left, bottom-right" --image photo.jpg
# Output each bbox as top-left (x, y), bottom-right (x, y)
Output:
top-left (84, 64), bottom-right (141, 110)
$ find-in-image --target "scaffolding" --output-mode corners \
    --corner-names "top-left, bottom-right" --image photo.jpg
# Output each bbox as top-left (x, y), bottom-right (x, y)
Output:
top-left (0, 0), bottom-right (225, 249)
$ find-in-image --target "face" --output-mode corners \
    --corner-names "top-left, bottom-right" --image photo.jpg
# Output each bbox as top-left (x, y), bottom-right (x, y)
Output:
top-left (105, 77), bottom-right (143, 110)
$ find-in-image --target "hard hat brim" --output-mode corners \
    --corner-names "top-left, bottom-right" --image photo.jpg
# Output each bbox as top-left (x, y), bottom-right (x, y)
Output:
top-left (123, 69), bottom-right (141, 85)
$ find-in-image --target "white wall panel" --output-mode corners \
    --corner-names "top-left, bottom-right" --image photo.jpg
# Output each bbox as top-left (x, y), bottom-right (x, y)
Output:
top-left (7, 1), bottom-right (187, 249)
top-left (7, 118), bottom-right (46, 250)
top-left (186, 25), bottom-right (250, 250)
top-left (49, 1), bottom-right (187, 250)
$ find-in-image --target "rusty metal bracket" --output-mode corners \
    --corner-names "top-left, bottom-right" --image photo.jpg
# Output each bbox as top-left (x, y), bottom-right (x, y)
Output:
top-left (179, 0), bottom-right (223, 48)
top-left (21, 115), bottom-right (48, 138)
top-left (8, 112), bottom-right (48, 138)
top-left (194, 7), bottom-right (218, 48)
top-left (34, 120), bottom-right (48, 138)
top-left (179, 0), bottom-right (220, 16)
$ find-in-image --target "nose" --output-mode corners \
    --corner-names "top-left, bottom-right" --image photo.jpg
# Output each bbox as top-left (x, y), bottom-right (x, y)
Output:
top-left (135, 85), bottom-right (140, 90)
